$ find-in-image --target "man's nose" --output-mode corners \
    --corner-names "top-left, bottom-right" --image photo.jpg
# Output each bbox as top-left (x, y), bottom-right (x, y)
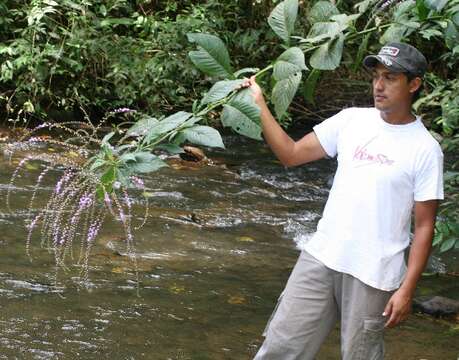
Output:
top-left (373, 77), bottom-right (384, 91)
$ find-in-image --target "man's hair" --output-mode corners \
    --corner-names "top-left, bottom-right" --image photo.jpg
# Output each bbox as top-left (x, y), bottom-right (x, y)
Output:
top-left (405, 72), bottom-right (422, 103)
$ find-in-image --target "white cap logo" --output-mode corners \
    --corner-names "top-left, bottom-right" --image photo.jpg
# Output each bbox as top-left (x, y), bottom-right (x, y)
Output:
top-left (380, 46), bottom-right (400, 57)
top-left (380, 55), bottom-right (393, 66)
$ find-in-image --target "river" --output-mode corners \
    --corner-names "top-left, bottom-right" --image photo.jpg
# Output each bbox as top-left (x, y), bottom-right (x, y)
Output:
top-left (0, 132), bottom-right (458, 359)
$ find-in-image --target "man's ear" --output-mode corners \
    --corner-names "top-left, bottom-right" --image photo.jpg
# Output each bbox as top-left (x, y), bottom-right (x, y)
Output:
top-left (409, 77), bottom-right (422, 94)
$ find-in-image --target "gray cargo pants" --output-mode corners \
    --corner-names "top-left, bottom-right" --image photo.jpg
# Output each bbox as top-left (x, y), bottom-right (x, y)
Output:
top-left (254, 251), bottom-right (394, 360)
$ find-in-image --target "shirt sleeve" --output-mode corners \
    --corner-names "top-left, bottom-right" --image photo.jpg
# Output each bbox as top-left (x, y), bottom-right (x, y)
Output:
top-left (313, 108), bottom-right (351, 158)
top-left (414, 144), bottom-right (444, 201)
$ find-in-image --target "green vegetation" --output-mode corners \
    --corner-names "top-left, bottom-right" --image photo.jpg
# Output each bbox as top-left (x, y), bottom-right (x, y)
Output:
top-left (1, 0), bottom-right (458, 253)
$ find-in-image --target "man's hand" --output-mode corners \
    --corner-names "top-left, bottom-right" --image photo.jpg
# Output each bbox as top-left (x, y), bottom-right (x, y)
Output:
top-left (241, 76), bottom-right (266, 107)
top-left (383, 287), bottom-right (412, 328)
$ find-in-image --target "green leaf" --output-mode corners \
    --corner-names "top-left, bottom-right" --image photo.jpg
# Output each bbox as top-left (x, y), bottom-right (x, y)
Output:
top-left (353, 32), bottom-right (370, 72)
top-left (273, 47), bottom-right (307, 81)
top-left (432, 231), bottom-right (443, 246)
top-left (445, 20), bottom-right (459, 49)
top-left (144, 111), bottom-right (192, 143)
top-left (305, 22), bottom-right (341, 43)
top-left (439, 237), bottom-right (456, 252)
top-left (100, 166), bottom-right (116, 192)
top-left (156, 143), bottom-right (185, 154)
top-left (101, 131), bottom-right (115, 144)
top-left (310, 35), bottom-right (344, 70)
top-left (424, 0), bottom-right (448, 12)
top-left (182, 125), bottom-right (225, 148)
top-left (96, 185), bottom-right (105, 201)
top-left (131, 152), bottom-right (168, 173)
top-left (453, 11), bottom-right (459, 27)
top-left (268, 0), bottom-right (299, 45)
top-left (416, 0), bottom-right (430, 21)
top-left (126, 117), bottom-right (158, 137)
top-left (330, 13), bottom-right (360, 28)
top-left (89, 158), bottom-right (106, 171)
top-left (119, 153), bottom-right (137, 162)
top-left (100, 18), bottom-right (134, 27)
top-left (201, 80), bottom-right (245, 105)
top-left (303, 69), bottom-right (321, 106)
top-left (420, 28), bottom-right (444, 40)
top-left (394, 0), bottom-right (416, 18)
top-left (234, 67), bottom-right (259, 78)
top-left (354, 0), bottom-right (375, 14)
top-left (309, 1), bottom-right (339, 24)
top-left (221, 89), bottom-right (262, 140)
top-left (187, 33), bottom-right (233, 78)
top-left (272, 72), bottom-right (302, 118)
top-left (380, 24), bottom-right (407, 43)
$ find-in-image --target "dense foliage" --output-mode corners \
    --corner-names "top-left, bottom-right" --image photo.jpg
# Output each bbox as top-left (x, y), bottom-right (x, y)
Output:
top-left (0, 0), bottom-right (277, 122)
top-left (1, 0), bottom-right (458, 254)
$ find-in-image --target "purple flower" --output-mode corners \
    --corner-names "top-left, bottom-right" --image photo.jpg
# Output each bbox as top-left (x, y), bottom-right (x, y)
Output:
top-left (113, 107), bottom-right (136, 114)
top-left (79, 194), bottom-right (93, 210)
top-left (55, 171), bottom-right (73, 195)
top-left (130, 176), bottom-right (145, 189)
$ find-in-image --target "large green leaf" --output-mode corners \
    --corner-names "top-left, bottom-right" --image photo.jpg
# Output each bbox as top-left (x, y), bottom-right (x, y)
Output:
top-left (182, 125), bottom-right (225, 148)
top-left (424, 0), bottom-right (448, 12)
top-left (445, 20), bottom-right (459, 49)
top-left (309, 1), bottom-right (339, 24)
top-left (330, 14), bottom-right (360, 28)
top-left (187, 33), bottom-right (233, 78)
top-left (144, 111), bottom-right (192, 143)
top-left (305, 22), bottom-right (341, 43)
top-left (380, 24), bottom-right (407, 43)
top-left (126, 116), bottom-right (158, 137)
top-left (221, 89), bottom-right (262, 140)
top-left (453, 11), bottom-right (459, 27)
top-left (440, 236), bottom-right (456, 252)
top-left (272, 72), bottom-right (302, 118)
top-left (310, 35), bottom-right (344, 70)
top-left (201, 79), bottom-right (245, 105)
top-left (130, 152), bottom-right (168, 173)
top-left (268, 0), bottom-right (299, 45)
top-left (273, 47), bottom-right (307, 81)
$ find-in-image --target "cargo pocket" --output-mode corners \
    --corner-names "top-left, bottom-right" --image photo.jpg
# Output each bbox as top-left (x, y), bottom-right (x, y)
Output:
top-left (356, 318), bottom-right (385, 360)
top-left (262, 291), bottom-right (284, 337)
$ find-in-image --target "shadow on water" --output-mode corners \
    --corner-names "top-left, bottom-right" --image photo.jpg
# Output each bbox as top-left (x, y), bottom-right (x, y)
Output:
top-left (0, 133), bottom-right (458, 359)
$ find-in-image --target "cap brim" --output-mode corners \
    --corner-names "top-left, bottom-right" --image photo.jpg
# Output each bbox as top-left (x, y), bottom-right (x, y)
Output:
top-left (363, 55), bottom-right (406, 72)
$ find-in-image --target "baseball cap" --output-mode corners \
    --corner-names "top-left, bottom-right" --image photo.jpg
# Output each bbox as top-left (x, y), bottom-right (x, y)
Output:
top-left (363, 42), bottom-right (427, 77)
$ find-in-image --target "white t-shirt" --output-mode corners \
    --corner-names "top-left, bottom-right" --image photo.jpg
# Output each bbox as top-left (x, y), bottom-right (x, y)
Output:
top-left (301, 107), bottom-right (444, 291)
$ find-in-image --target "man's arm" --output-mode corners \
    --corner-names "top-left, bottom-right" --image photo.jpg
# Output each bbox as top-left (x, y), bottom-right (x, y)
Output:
top-left (245, 76), bottom-right (327, 167)
top-left (383, 199), bottom-right (439, 328)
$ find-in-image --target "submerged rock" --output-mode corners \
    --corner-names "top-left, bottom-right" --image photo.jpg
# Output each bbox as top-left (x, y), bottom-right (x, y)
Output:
top-left (413, 296), bottom-right (459, 317)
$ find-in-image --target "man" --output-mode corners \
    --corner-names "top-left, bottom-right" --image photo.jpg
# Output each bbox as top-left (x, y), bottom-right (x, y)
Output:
top-left (246, 42), bottom-right (444, 359)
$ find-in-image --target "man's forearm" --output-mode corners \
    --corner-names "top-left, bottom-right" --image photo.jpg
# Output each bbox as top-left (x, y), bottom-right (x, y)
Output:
top-left (399, 225), bottom-right (435, 296)
top-left (257, 100), bottom-right (296, 166)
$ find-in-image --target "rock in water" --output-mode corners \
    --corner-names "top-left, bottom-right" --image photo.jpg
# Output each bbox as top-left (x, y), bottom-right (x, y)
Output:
top-left (180, 146), bottom-right (206, 162)
top-left (413, 296), bottom-right (459, 317)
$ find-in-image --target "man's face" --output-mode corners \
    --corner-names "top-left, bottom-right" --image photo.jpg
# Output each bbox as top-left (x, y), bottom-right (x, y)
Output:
top-left (371, 63), bottom-right (420, 113)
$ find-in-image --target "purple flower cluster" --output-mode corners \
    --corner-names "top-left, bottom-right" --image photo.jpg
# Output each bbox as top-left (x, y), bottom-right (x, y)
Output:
top-left (78, 194), bottom-right (93, 210)
top-left (86, 218), bottom-right (103, 244)
top-left (113, 107), bottom-right (136, 114)
top-left (55, 171), bottom-right (73, 195)
top-left (130, 176), bottom-right (145, 189)
top-left (380, 0), bottom-right (400, 10)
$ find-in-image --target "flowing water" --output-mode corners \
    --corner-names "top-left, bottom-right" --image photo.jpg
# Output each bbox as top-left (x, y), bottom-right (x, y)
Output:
top-left (0, 133), bottom-right (458, 359)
